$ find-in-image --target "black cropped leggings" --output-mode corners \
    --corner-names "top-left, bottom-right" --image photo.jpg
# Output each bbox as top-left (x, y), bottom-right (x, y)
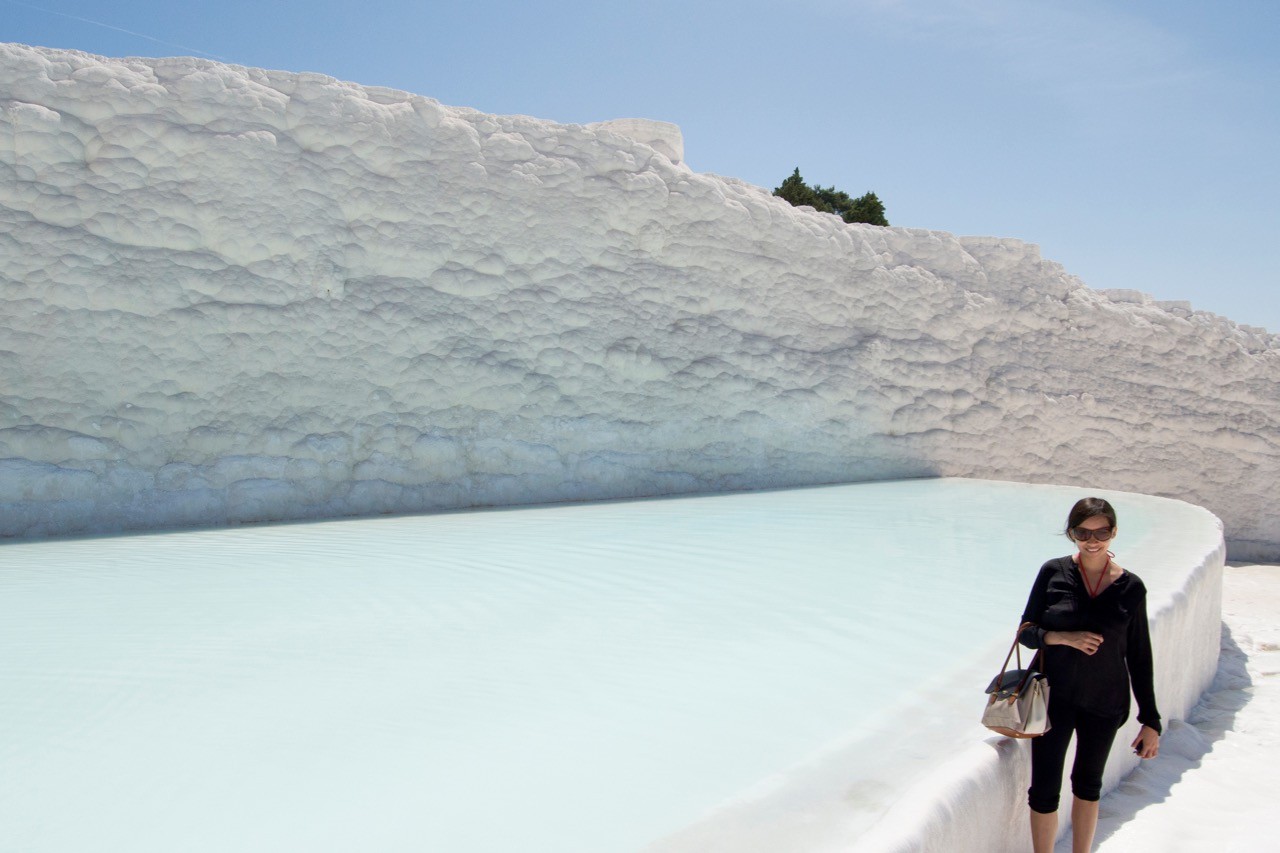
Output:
top-left (1028, 703), bottom-right (1125, 814)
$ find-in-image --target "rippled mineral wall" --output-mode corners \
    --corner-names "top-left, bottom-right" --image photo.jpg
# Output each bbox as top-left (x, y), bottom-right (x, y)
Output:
top-left (2, 43), bottom-right (1278, 556)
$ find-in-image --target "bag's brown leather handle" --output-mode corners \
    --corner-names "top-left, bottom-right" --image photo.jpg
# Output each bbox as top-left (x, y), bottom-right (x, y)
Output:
top-left (993, 621), bottom-right (1043, 697)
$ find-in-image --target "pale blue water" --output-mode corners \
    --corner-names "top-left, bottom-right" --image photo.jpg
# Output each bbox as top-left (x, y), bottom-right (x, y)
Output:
top-left (0, 478), bottom-right (1201, 852)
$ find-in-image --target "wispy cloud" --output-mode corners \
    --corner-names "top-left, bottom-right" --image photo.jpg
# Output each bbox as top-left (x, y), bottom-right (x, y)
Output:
top-left (790, 0), bottom-right (1208, 98)
top-left (2, 0), bottom-right (231, 61)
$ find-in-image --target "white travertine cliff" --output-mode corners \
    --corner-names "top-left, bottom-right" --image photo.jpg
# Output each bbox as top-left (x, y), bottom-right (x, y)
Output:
top-left (2, 43), bottom-right (1277, 556)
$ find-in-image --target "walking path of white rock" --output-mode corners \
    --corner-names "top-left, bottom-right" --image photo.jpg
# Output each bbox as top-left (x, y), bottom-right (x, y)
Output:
top-left (1078, 564), bottom-right (1280, 852)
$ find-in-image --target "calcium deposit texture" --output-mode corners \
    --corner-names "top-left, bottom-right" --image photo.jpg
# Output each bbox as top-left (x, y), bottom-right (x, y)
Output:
top-left (2, 44), bottom-right (1277, 556)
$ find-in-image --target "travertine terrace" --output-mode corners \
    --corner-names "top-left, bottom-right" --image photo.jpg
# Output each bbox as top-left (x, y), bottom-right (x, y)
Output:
top-left (2, 43), bottom-right (1277, 556)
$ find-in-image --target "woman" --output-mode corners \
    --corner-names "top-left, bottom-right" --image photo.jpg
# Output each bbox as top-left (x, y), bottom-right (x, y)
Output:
top-left (1019, 497), bottom-right (1161, 853)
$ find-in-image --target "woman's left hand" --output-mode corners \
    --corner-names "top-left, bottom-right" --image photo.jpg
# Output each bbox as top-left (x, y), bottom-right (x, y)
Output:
top-left (1131, 725), bottom-right (1160, 759)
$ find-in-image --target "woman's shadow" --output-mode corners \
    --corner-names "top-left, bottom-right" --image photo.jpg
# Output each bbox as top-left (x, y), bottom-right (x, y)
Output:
top-left (1080, 622), bottom-right (1253, 850)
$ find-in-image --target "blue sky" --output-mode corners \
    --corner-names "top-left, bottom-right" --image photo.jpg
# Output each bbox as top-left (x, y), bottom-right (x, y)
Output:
top-left (5, 0), bottom-right (1278, 331)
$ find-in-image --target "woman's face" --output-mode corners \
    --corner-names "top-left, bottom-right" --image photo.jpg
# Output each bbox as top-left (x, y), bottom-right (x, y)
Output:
top-left (1070, 514), bottom-right (1116, 558)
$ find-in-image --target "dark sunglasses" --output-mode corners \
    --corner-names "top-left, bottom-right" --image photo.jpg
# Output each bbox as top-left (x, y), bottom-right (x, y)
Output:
top-left (1071, 526), bottom-right (1114, 542)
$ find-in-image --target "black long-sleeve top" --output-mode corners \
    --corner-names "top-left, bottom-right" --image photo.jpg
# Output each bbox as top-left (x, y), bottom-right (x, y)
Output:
top-left (1018, 556), bottom-right (1162, 734)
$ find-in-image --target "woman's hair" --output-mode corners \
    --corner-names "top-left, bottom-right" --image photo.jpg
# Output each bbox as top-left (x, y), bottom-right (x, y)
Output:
top-left (1065, 497), bottom-right (1117, 537)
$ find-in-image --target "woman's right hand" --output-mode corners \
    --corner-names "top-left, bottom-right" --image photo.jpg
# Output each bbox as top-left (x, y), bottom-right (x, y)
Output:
top-left (1046, 630), bottom-right (1104, 655)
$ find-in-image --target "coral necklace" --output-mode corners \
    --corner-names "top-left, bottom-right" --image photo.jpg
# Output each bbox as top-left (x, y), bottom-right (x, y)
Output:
top-left (1078, 556), bottom-right (1111, 598)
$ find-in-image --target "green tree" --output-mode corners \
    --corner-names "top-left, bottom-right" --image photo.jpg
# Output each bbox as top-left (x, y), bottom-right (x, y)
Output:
top-left (773, 168), bottom-right (829, 212)
top-left (773, 168), bottom-right (889, 226)
top-left (846, 191), bottom-right (888, 227)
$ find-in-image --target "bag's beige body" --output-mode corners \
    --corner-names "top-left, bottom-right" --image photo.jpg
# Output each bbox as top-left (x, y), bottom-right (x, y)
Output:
top-left (982, 673), bottom-right (1050, 738)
